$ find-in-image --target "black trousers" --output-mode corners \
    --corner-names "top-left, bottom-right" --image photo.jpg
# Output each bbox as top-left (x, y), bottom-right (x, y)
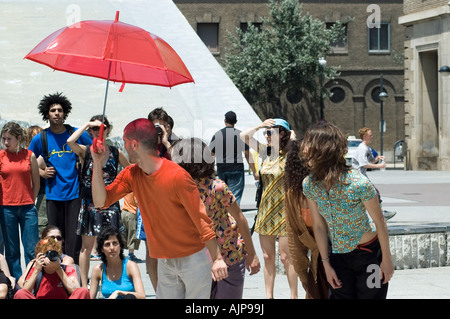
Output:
top-left (330, 238), bottom-right (389, 299)
top-left (46, 198), bottom-right (82, 264)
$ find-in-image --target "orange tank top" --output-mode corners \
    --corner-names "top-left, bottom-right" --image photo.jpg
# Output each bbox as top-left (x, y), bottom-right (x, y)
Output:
top-left (0, 149), bottom-right (34, 205)
top-left (301, 207), bottom-right (312, 228)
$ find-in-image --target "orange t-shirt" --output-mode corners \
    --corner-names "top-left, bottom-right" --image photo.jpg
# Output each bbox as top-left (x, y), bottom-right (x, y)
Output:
top-left (122, 192), bottom-right (138, 214)
top-left (0, 149), bottom-right (34, 206)
top-left (103, 158), bottom-right (215, 259)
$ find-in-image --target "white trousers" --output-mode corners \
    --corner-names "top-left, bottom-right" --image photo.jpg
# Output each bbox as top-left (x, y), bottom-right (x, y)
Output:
top-left (156, 248), bottom-right (212, 299)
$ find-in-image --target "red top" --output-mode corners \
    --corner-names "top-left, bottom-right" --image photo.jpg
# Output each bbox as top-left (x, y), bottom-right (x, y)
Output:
top-left (103, 158), bottom-right (216, 259)
top-left (0, 149), bottom-right (34, 205)
top-left (26, 265), bottom-right (77, 299)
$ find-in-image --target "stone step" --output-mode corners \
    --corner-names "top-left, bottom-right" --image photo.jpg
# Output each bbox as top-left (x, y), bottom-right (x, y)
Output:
top-left (275, 223), bottom-right (450, 273)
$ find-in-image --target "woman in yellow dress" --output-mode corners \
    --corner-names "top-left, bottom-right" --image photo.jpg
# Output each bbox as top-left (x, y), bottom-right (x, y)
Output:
top-left (240, 118), bottom-right (298, 299)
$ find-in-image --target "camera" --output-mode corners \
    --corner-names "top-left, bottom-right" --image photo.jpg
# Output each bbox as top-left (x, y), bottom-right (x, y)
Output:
top-left (44, 250), bottom-right (59, 262)
top-left (154, 123), bottom-right (163, 136)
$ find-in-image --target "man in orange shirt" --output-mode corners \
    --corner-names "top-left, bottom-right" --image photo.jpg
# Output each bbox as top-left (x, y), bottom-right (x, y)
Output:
top-left (90, 118), bottom-right (228, 298)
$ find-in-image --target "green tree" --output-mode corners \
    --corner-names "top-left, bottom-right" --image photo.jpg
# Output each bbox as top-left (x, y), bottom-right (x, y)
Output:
top-left (225, 0), bottom-right (346, 133)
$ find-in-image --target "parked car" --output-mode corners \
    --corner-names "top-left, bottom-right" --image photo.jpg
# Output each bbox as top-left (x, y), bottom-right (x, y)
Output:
top-left (345, 136), bottom-right (362, 165)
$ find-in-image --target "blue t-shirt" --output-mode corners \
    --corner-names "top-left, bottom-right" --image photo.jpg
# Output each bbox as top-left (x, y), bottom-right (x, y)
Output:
top-left (28, 126), bottom-right (92, 201)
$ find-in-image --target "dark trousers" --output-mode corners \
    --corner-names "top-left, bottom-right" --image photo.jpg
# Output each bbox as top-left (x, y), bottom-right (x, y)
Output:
top-left (330, 238), bottom-right (389, 299)
top-left (46, 198), bottom-right (82, 264)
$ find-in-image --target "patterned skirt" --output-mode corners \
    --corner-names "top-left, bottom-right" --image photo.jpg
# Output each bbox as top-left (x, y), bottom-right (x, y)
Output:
top-left (254, 172), bottom-right (287, 236)
top-left (76, 198), bottom-right (121, 236)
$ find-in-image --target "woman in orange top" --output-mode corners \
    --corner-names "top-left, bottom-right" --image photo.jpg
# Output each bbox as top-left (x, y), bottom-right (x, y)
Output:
top-left (284, 139), bottom-right (329, 299)
top-left (0, 122), bottom-right (40, 280)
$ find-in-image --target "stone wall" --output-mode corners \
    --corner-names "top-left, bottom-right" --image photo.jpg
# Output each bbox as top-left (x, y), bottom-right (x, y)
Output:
top-left (276, 223), bottom-right (450, 274)
top-left (389, 224), bottom-right (450, 269)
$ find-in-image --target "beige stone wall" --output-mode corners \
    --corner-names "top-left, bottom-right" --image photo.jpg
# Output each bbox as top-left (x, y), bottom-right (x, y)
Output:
top-left (404, 0), bottom-right (449, 15)
top-left (400, 3), bottom-right (450, 170)
top-left (175, 0), bottom-right (405, 158)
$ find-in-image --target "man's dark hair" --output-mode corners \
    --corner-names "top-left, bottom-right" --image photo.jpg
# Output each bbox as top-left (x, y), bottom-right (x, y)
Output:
top-left (167, 115), bottom-right (174, 129)
top-left (38, 92), bottom-right (72, 122)
top-left (147, 107), bottom-right (169, 123)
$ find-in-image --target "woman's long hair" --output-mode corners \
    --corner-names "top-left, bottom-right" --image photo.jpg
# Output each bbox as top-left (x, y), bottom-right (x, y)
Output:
top-left (301, 122), bottom-right (349, 190)
top-left (284, 139), bottom-right (309, 199)
top-left (284, 139), bottom-right (310, 226)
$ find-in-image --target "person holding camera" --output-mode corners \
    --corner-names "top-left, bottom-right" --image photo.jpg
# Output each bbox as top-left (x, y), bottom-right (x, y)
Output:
top-left (147, 107), bottom-right (172, 160)
top-left (14, 237), bottom-right (89, 299)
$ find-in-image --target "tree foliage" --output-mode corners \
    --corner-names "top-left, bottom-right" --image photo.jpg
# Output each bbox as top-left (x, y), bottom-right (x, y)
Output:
top-left (225, 0), bottom-right (347, 129)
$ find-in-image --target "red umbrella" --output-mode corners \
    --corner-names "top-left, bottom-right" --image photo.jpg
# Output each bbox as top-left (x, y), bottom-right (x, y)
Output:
top-left (25, 11), bottom-right (194, 150)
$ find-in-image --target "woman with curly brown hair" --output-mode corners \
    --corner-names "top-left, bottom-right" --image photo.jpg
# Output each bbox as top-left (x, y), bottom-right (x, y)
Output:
top-left (284, 139), bottom-right (329, 299)
top-left (301, 122), bottom-right (393, 299)
top-left (240, 118), bottom-right (298, 299)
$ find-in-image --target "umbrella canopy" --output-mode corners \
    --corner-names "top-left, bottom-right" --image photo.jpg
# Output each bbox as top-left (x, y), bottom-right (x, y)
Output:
top-left (24, 11), bottom-right (194, 151)
top-left (24, 11), bottom-right (194, 87)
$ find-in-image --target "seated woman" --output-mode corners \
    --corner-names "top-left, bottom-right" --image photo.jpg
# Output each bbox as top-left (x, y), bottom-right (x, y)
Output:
top-left (15, 238), bottom-right (89, 299)
top-left (89, 226), bottom-right (145, 299)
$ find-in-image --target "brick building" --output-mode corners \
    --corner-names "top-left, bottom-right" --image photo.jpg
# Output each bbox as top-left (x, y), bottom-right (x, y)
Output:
top-left (399, 0), bottom-right (450, 170)
top-left (174, 0), bottom-right (405, 159)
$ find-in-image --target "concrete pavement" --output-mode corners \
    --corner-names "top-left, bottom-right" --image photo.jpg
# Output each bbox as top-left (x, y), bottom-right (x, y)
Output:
top-left (125, 168), bottom-right (450, 299)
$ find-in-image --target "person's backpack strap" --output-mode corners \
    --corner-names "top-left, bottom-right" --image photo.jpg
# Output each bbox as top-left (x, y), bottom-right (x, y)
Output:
top-left (41, 128), bottom-right (49, 165)
top-left (34, 264), bottom-right (68, 295)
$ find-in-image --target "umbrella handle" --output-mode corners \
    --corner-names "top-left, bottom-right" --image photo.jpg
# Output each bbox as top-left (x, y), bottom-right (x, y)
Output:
top-left (92, 125), bottom-right (105, 154)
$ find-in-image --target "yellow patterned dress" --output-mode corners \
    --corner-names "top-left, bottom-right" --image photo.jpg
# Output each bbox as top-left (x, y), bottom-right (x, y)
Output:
top-left (254, 147), bottom-right (287, 236)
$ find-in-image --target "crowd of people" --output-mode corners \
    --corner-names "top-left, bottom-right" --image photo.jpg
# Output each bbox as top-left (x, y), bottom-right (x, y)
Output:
top-left (0, 92), bottom-right (394, 299)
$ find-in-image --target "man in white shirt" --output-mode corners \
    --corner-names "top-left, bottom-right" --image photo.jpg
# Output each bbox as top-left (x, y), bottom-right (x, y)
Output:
top-left (352, 127), bottom-right (396, 220)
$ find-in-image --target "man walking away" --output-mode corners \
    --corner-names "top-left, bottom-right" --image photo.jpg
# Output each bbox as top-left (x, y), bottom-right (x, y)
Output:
top-left (210, 111), bottom-right (258, 205)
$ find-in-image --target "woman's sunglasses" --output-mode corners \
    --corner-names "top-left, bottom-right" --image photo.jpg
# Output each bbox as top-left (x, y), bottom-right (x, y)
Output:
top-left (264, 129), bottom-right (276, 136)
top-left (91, 126), bottom-right (105, 131)
top-left (47, 235), bottom-right (63, 241)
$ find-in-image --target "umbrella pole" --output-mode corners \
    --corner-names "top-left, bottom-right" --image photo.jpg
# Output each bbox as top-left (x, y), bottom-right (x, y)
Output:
top-left (101, 61), bottom-right (113, 124)
top-left (93, 61), bottom-right (112, 153)
top-left (99, 61), bottom-right (113, 139)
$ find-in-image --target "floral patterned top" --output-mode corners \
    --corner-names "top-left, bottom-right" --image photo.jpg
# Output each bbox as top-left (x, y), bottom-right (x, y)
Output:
top-left (302, 169), bottom-right (377, 254)
top-left (197, 177), bottom-right (245, 266)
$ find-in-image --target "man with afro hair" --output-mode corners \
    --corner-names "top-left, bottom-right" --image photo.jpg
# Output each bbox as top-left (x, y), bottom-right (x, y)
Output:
top-left (28, 92), bottom-right (92, 264)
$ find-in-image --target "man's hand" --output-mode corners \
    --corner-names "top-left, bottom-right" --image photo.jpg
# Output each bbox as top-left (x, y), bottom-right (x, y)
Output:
top-left (42, 166), bottom-right (56, 179)
top-left (211, 258), bottom-right (228, 282)
top-left (90, 141), bottom-right (106, 161)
